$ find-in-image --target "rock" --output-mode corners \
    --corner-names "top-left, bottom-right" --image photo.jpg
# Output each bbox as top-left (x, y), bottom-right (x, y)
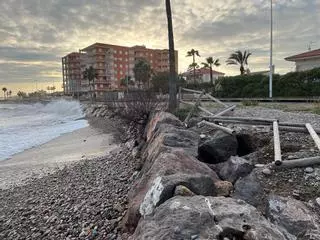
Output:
top-left (130, 196), bottom-right (295, 240)
top-left (216, 156), bottom-right (254, 183)
top-left (262, 168), bottom-right (272, 176)
top-left (266, 195), bottom-right (320, 237)
top-left (233, 169), bottom-right (263, 207)
top-left (214, 181), bottom-right (233, 197)
top-left (174, 185), bottom-right (195, 197)
top-left (199, 134), bottom-right (206, 139)
top-left (198, 130), bottom-right (238, 164)
top-left (316, 197), bottom-right (320, 207)
top-left (122, 149), bottom-right (219, 233)
top-left (144, 112), bottom-right (183, 142)
top-left (305, 167), bottom-right (314, 174)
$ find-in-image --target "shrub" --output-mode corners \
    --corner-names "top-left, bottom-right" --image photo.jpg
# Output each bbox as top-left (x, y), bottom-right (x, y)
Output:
top-left (174, 106), bottom-right (199, 121)
top-left (241, 100), bottom-right (259, 106)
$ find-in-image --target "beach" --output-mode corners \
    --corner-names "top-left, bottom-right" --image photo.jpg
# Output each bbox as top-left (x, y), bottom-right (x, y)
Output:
top-left (0, 125), bottom-right (117, 189)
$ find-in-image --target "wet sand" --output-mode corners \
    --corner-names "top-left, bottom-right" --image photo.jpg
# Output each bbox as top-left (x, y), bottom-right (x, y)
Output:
top-left (0, 126), bottom-right (118, 189)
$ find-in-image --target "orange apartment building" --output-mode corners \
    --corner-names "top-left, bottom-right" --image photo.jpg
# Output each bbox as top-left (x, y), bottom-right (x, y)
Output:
top-left (62, 43), bottom-right (178, 95)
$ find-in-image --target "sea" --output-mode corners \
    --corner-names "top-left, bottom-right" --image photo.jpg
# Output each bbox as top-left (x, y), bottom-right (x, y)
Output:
top-left (0, 99), bottom-right (88, 161)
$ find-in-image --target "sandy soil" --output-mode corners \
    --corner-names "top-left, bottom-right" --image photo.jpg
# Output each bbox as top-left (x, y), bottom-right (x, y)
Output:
top-left (0, 126), bottom-right (118, 189)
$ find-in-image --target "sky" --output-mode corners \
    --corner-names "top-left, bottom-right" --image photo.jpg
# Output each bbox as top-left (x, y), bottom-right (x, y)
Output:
top-left (1, 0), bottom-right (320, 94)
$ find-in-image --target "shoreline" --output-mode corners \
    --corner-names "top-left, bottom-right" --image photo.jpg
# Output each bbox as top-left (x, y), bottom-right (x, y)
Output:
top-left (0, 124), bottom-right (118, 190)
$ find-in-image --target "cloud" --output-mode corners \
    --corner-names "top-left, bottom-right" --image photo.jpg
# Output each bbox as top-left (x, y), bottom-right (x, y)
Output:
top-left (1, 0), bottom-right (320, 88)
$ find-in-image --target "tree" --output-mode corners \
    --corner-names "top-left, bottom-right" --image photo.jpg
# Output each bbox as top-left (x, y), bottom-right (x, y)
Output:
top-left (83, 66), bottom-right (98, 102)
top-left (202, 57), bottom-right (221, 86)
top-left (186, 49), bottom-right (200, 84)
top-left (2, 87), bottom-right (7, 100)
top-left (133, 59), bottom-right (152, 89)
top-left (17, 91), bottom-right (27, 98)
top-left (151, 72), bottom-right (185, 93)
top-left (166, 0), bottom-right (177, 112)
top-left (226, 50), bottom-right (252, 75)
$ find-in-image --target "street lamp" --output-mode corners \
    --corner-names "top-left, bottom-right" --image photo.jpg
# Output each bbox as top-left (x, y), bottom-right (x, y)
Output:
top-left (269, 0), bottom-right (273, 98)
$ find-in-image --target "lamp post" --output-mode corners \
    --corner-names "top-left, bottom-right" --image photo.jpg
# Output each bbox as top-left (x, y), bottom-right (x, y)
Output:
top-left (269, 0), bottom-right (273, 98)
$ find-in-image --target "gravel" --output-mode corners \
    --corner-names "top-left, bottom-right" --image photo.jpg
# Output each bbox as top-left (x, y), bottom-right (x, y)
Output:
top-left (0, 140), bottom-right (137, 239)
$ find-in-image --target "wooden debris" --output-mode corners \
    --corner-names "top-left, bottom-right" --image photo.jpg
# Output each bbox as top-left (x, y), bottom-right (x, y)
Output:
top-left (306, 123), bottom-right (320, 151)
top-left (273, 121), bottom-right (282, 166)
top-left (198, 120), bottom-right (235, 135)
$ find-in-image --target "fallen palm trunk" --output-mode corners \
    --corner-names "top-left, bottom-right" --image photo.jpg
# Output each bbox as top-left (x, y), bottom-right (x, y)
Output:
top-left (272, 156), bottom-right (320, 169)
top-left (198, 120), bottom-right (235, 135)
top-left (306, 123), bottom-right (320, 151)
top-left (203, 116), bottom-right (277, 123)
top-left (204, 93), bottom-right (228, 107)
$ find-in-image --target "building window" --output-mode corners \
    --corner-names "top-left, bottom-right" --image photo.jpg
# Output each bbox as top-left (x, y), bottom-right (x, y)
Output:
top-left (120, 64), bottom-right (122, 67)
top-left (120, 50), bottom-right (122, 54)
top-left (125, 51), bottom-right (128, 55)
top-left (100, 84), bottom-right (103, 88)
top-left (120, 71), bottom-right (123, 74)
top-left (114, 64), bottom-right (117, 67)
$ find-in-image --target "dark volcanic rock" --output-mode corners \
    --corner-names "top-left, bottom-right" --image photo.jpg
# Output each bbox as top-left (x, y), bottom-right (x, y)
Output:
top-left (216, 156), bottom-right (254, 183)
top-left (266, 195), bottom-right (320, 238)
top-left (130, 196), bottom-right (295, 240)
top-left (233, 169), bottom-right (264, 207)
top-left (198, 130), bottom-right (238, 164)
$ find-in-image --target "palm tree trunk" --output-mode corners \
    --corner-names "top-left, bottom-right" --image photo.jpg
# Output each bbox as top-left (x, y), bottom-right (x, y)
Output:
top-left (210, 65), bottom-right (213, 86)
top-left (166, 0), bottom-right (177, 112)
top-left (240, 65), bottom-right (245, 75)
top-left (193, 54), bottom-right (196, 84)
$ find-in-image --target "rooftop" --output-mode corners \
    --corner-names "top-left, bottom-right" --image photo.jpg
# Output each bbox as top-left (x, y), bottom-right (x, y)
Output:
top-left (285, 48), bottom-right (320, 61)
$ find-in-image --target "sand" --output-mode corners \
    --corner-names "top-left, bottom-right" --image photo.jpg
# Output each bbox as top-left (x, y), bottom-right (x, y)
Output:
top-left (0, 126), bottom-right (118, 189)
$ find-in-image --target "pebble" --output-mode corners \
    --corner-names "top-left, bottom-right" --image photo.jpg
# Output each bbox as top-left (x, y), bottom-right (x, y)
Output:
top-left (262, 168), bottom-right (272, 176)
top-left (316, 198), bottom-right (320, 207)
top-left (305, 167), bottom-right (314, 174)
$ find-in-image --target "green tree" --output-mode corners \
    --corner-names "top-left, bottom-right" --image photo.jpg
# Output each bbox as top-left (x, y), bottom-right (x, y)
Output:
top-left (151, 72), bottom-right (185, 93)
top-left (166, 0), bottom-right (177, 112)
top-left (226, 50), bottom-right (252, 75)
top-left (186, 49), bottom-right (200, 84)
top-left (202, 57), bottom-right (221, 86)
top-left (2, 87), bottom-right (7, 100)
top-left (83, 66), bottom-right (98, 102)
top-left (133, 59), bottom-right (152, 89)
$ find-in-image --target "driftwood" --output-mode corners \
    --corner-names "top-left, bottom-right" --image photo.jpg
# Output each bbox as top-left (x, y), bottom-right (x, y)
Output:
top-left (213, 105), bottom-right (237, 117)
top-left (278, 126), bottom-right (320, 134)
top-left (181, 88), bottom-right (202, 94)
top-left (204, 93), bottom-right (228, 107)
top-left (198, 120), bottom-right (235, 135)
top-left (306, 123), bottom-right (320, 151)
top-left (180, 100), bottom-right (214, 116)
top-left (184, 91), bottom-right (205, 126)
top-left (203, 116), bottom-right (277, 123)
top-left (273, 156), bottom-right (320, 169)
top-left (273, 121), bottom-right (282, 165)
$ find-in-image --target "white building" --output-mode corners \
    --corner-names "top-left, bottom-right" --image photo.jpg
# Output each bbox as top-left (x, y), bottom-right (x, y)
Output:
top-left (285, 49), bottom-right (320, 72)
top-left (183, 67), bottom-right (225, 84)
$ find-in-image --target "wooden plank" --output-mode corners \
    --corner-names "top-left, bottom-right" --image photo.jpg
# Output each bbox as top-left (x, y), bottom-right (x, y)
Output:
top-left (306, 123), bottom-right (320, 151)
top-left (204, 93), bottom-right (229, 108)
top-left (213, 105), bottom-right (237, 117)
top-left (184, 91), bottom-right (205, 126)
top-left (273, 121), bottom-right (282, 166)
top-left (280, 122), bottom-right (306, 128)
top-left (198, 120), bottom-right (235, 135)
top-left (278, 126), bottom-right (320, 134)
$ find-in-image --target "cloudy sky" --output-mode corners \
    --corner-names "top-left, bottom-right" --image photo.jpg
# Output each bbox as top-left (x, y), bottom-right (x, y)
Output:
top-left (1, 0), bottom-right (320, 93)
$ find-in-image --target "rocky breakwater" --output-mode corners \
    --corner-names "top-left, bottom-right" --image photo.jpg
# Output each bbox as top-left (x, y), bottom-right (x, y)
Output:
top-left (122, 111), bottom-right (320, 240)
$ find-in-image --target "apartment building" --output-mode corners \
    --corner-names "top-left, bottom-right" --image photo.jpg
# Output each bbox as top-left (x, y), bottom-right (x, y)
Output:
top-left (62, 52), bottom-right (83, 95)
top-left (62, 43), bottom-right (178, 95)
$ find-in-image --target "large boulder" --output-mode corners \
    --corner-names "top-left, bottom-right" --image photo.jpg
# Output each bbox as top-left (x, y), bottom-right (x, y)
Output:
top-left (215, 156), bottom-right (254, 183)
top-left (122, 149), bottom-right (219, 233)
top-left (266, 195), bottom-right (320, 238)
top-left (233, 169), bottom-right (264, 207)
top-left (130, 196), bottom-right (295, 240)
top-left (144, 111), bottom-right (183, 142)
top-left (198, 130), bottom-right (238, 164)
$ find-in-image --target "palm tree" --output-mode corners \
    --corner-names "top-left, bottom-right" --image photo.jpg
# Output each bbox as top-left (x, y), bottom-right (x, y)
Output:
top-left (202, 57), bottom-right (221, 86)
top-left (166, 0), bottom-right (177, 112)
top-left (186, 49), bottom-right (200, 84)
top-left (133, 59), bottom-right (152, 89)
top-left (83, 66), bottom-right (98, 102)
top-left (2, 87), bottom-right (7, 100)
top-left (226, 50), bottom-right (252, 75)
